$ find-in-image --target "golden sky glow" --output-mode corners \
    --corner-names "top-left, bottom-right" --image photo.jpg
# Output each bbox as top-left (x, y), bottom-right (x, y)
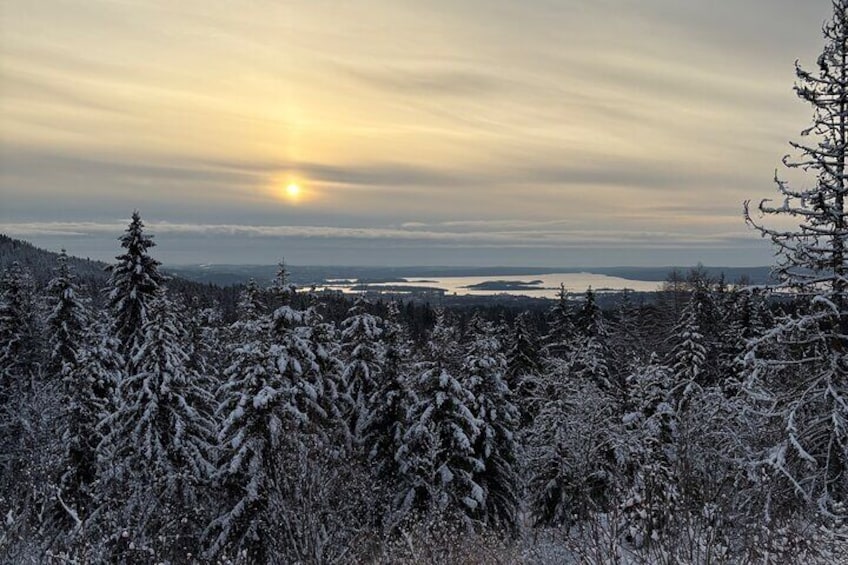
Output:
top-left (0, 0), bottom-right (836, 265)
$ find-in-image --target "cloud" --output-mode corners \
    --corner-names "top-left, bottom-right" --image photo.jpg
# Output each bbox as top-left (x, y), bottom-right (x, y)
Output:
top-left (345, 65), bottom-right (506, 97)
top-left (1, 145), bottom-right (757, 202)
top-left (2, 67), bottom-right (132, 116)
top-left (0, 0), bottom-right (827, 266)
top-left (0, 220), bottom-right (756, 250)
top-left (0, 150), bottom-right (259, 185)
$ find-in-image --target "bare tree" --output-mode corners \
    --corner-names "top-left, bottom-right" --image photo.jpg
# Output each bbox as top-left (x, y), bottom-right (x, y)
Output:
top-left (744, 0), bottom-right (848, 517)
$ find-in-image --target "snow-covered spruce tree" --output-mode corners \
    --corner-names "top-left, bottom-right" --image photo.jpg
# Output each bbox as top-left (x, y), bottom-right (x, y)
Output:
top-left (269, 267), bottom-right (327, 438)
top-left (396, 310), bottom-right (483, 526)
top-left (0, 262), bottom-right (40, 494)
top-left (462, 315), bottom-right (520, 534)
top-left (79, 316), bottom-right (124, 412)
top-left (743, 0), bottom-right (848, 516)
top-left (526, 362), bottom-right (617, 527)
top-left (668, 297), bottom-right (707, 405)
top-left (504, 311), bottom-right (542, 399)
top-left (274, 293), bottom-right (374, 561)
top-left (268, 260), bottom-right (300, 308)
top-left (366, 301), bottom-right (415, 482)
top-left (658, 268), bottom-right (690, 332)
top-left (638, 300), bottom-right (673, 358)
top-left (0, 262), bottom-right (50, 556)
top-left (616, 361), bottom-right (680, 548)
top-left (304, 295), bottom-right (349, 446)
top-left (216, 277), bottom-right (266, 366)
top-left (96, 292), bottom-right (215, 561)
top-left (105, 211), bottom-right (166, 361)
top-left (45, 250), bottom-right (89, 380)
top-left (493, 312), bottom-right (512, 354)
top-left (610, 290), bottom-right (649, 375)
top-left (543, 284), bottom-right (576, 359)
top-left (210, 275), bottom-right (361, 561)
top-left (182, 298), bottom-right (223, 385)
top-left (569, 333), bottom-right (613, 392)
top-left (206, 282), bottom-right (282, 561)
top-left (44, 251), bottom-right (101, 531)
top-left (718, 287), bottom-right (772, 392)
top-left (575, 287), bottom-right (606, 340)
top-left (58, 325), bottom-right (122, 524)
top-left (686, 267), bottom-right (724, 386)
top-left (238, 278), bottom-right (265, 322)
top-left (569, 288), bottom-right (614, 391)
top-left (340, 296), bottom-right (384, 445)
top-left (0, 261), bottom-right (40, 400)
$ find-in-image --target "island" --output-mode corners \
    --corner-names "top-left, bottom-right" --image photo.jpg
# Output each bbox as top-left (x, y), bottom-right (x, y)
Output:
top-left (462, 279), bottom-right (546, 291)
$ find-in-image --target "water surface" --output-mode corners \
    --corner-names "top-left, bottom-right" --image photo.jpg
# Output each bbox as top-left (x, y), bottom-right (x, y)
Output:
top-left (323, 272), bottom-right (660, 298)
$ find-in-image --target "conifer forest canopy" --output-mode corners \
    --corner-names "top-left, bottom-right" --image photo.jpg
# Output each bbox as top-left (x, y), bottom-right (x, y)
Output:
top-left (4, 1), bottom-right (848, 564)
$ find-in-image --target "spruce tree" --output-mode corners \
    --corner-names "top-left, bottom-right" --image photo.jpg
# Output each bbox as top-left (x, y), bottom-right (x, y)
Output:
top-left (575, 287), bottom-right (606, 340)
top-left (46, 251), bottom-right (89, 380)
top-left (0, 262), bottom-right (44, 550)
top-left (686, 268), bottom-right (722, 386)
top-left (396, 311), bottom-right (482, 524)
top-left (569, 334), bottom-right (612, 391)
top-left (268, 261), bottom-right (295, 309)
top-left (340, 296), bottom-right (384, 444)
top-left (543, 284), bottom-right (576, 359)
top-left (237, 278), bottom-right (265, 322)
top-left (77, 313), bottom-right (124, 421)
top-left (97, 293), bottom-right (215, 559)
top-left (669, 298), bottom-right (707, 402)
top-left (0, 262), bottom-right (40, 498)
top-left (64, 326), bottom-right (122, 507)
top-left (304, 294), bottom-right (349, 447)
top-left (570, 288), bottom-right (613, 390)
top-left (526, 366), bottom-right (616, 527)
top-left (462, 315), bottom-right (520, 534)
top-left (718, 288), bottom-right (771, 391)
top-left (618, 362), bottom-right (679, 547)
top-left (210, 277), bottom-right (348, 561)
top-left (0, 261), bottom-right (39, 400)
top-left (208, 285), bottom-right (282, 561)
top-left (504, 311), bottom-right (542, 393)
top-left (45, 252), bottom-right (100, 528)
top-left (105, 211), bottom-right (165, 360)
top-left (610, 290), bottom-right (647, 377)
top-left (366, 301), bottom-right (415, 481)
top-left (269, 270), bottom-right (326, 436)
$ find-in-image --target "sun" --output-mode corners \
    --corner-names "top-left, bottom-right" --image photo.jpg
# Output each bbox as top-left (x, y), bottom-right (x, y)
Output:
top-left (286, 183), bottom-right (301, 198)
top-left (269, 175), bottom-right (308, 204)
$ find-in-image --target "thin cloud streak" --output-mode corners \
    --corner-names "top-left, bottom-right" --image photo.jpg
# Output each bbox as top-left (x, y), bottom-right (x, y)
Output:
top-left (0, 220), bottom-right (756, 250)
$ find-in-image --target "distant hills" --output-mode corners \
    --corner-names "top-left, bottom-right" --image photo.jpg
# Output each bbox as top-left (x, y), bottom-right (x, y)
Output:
top-left (0, 235), bottom-right (240, 314)
top-left (1, 233), bottom-right (775, 290)
top-left (167, 263), bottom-right (775, 288)
top-left (0, 234), bottom-right (111, 286)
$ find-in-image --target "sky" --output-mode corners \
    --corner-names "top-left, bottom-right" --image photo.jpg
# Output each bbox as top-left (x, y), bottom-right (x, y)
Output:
top-left (0, 0), bottom-right (834, 267)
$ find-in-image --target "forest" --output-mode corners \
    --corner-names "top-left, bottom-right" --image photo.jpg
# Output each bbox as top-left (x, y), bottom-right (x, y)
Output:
top-left (4, 2), bottom-right (848, 564)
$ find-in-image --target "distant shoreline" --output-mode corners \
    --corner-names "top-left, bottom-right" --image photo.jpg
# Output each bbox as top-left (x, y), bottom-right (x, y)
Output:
top-left (166, 264), bottom-right (774, 288)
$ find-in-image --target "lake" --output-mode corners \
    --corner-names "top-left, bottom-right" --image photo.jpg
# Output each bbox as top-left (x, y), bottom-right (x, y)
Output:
top-left (322, 272), bottom-right (661, 298)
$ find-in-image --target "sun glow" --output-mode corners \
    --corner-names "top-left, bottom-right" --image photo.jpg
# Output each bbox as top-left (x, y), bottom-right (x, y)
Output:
top-left (271, 178), bottom-right (307, 204)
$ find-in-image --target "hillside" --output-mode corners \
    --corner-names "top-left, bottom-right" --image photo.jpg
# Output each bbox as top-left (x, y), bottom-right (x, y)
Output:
top-left (0, 233), bottom-right (241, 316)
top-left (0, 234), bottom-right (111, 287)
